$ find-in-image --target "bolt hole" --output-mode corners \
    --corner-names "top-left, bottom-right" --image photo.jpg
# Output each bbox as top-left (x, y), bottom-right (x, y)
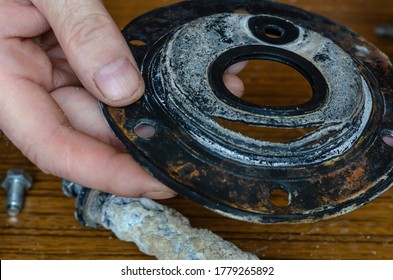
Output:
top-left (263, 24), bottom-right (285, 39)
top-left (130, 39), bottom-right (147, 46)
top-left (134, 119), bottom-right (157, 139)
top-left (381, 129), bottom-right (393, 146)
top-left (270, 188), bottom-right (290, 208)
top-left (233, 8), bottom-right (249, 14)
top-left (353, 46), bottom-right (369, 58)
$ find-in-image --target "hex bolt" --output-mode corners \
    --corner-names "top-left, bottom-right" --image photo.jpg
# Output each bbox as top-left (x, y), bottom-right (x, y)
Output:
top-left (1, 170), bottom-right (33, 216)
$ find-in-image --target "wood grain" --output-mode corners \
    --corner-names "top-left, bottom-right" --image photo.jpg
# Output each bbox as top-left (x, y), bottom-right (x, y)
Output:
top-left (1, 0), bottom-right (393, 260)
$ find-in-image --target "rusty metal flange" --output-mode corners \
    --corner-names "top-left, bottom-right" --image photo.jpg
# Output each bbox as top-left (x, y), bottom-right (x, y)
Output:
top-left (101, 0), bottom-right (393, 223)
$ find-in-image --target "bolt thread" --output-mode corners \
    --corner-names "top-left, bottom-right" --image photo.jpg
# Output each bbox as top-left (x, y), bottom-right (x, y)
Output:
top-left (6, 183), bottom-right (26, 216)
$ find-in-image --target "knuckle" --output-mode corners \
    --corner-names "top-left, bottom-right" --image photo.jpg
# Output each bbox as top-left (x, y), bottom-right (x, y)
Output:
top-left (61, 9), bottom-right (115, 52)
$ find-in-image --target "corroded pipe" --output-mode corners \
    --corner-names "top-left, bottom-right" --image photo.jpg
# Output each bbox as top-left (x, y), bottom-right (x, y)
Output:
top-left (63, 180), bottom-right (258, 260)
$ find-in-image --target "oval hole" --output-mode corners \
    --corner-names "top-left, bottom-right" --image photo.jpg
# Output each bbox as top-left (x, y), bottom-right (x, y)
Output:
top-left (270, 188), bottom-right (290, 208)
top-left (134, 120), bottom-right (157, 139)
top-left (227, 59), bottom-right (313, 107)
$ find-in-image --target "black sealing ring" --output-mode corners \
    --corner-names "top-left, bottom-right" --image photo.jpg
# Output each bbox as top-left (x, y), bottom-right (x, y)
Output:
top-left (248, 15), bottom-right (300, 45)
top-left (209, 45), bottom-right (328, 116)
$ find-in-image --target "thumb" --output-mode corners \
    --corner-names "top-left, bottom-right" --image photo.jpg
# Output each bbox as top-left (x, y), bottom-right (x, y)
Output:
top-left (32, 0), bottom-right (144, 106)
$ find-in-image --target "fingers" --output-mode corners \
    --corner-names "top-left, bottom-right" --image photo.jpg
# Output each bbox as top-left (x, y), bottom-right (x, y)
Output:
top-left (223, 73), bottom-right (245, 98)
top-left (31, 0), bottom-right (144, 106)
top-left (226, 61), bottom-right (248, 75)
top-left (0, 79), bottom-right (175, 199)
top-left (0, 1), bottom-right (49, 38)
top-left (223, 61), bottom-right (248, 97)
top-left (50, 86), bottom-right (122, 149)
top-left (47, 46), bottom-right (82, 89)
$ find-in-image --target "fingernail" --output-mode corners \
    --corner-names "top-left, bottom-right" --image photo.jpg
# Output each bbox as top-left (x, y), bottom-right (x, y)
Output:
top-left (94, 58), bottom-right (142, 102)
top-left (142, 191), bottom-right (177, 200)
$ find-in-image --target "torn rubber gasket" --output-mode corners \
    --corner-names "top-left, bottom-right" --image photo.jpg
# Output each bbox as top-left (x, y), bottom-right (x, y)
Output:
top-left (101, 0), bottom-right (393, 224)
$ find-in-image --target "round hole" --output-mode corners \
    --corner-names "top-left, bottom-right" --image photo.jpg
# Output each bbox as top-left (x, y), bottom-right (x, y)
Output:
top-left (381, 129), bottom-right (393, 146)
top-left (248, 16), bottom-right (299, 44)
top-left (353, 46), bottom-right (370, 58)
top-left (134, 120), bottom-right (157, 139)
top-left (270, 188), bottom-right (290, 207)
top-left (233, 8), bottom-right (249, 14)
top-left (130, 39), bottom-right (147, 46)
top-left (263, 24), bottom-right (285, 39)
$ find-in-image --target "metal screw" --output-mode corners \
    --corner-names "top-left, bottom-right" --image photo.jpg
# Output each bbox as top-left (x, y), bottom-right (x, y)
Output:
top-left (1, 170), bottom-right (33, 216)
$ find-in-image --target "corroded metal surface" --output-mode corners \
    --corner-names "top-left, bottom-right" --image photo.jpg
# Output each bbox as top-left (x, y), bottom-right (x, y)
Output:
top-left (67, 183), bottom-right (258, 259)
top-left (101, 0), bottom-right (393, 223)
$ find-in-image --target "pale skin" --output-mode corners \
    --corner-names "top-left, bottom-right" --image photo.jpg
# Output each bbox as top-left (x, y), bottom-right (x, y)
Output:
top-left (0, 0), bottom-right (245, 198)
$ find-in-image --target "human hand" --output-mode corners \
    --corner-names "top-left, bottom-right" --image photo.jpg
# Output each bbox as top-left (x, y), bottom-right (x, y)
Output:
top-left (0, 0), bottom-right (244, 198)
top-left (0, 0), bottom-right (175, 198)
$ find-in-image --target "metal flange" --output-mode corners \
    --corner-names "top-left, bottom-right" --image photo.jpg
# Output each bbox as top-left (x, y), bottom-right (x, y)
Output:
top-left (101, 0), bottom-right (393, 223)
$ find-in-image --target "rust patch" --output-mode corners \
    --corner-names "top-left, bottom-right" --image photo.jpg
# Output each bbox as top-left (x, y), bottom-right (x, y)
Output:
top-left (346, 167), bottom-right (366, 189)
top-left (170, 163), bottom-right (200, 179)
top-left (108, 107), bottom-right (126, 127)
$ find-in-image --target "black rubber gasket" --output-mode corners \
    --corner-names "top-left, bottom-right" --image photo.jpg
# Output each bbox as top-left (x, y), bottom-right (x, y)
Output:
top-left (209, 45), bottom-right (328, 116)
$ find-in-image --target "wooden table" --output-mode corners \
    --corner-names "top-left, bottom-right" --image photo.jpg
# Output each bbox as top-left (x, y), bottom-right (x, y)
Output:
top-left (1, 0), bottom-right (393, 260)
